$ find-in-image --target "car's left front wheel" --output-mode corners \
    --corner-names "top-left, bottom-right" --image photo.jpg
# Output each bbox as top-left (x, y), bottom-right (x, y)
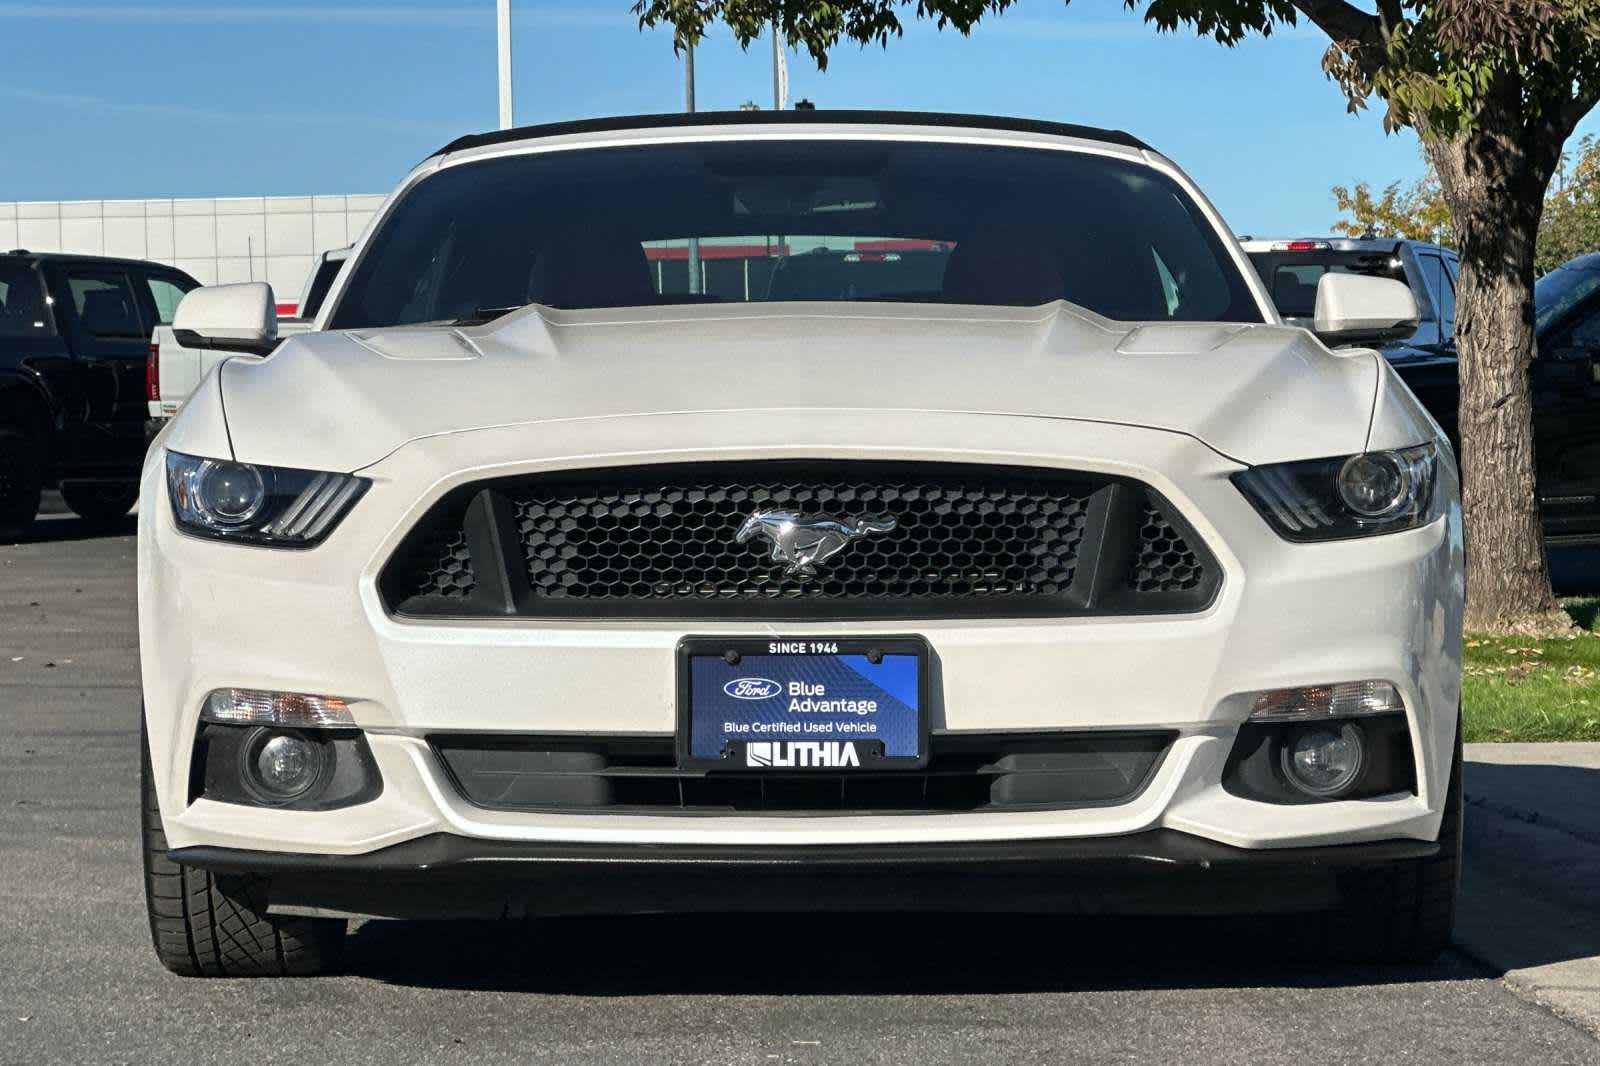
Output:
top-left (141, 718), bottom-right (345, 977)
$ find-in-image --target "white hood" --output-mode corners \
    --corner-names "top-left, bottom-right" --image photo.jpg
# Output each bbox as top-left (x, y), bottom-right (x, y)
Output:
top-left (218, 302), bottom-right (1379, 472)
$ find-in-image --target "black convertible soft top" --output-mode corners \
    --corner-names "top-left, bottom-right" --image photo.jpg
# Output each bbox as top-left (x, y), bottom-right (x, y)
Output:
top-left (429, 110), bottom-right (1151, 159)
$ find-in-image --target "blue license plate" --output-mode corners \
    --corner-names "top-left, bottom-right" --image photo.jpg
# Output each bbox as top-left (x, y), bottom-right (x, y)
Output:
top-left (677, 637), bottom-right (929, 771)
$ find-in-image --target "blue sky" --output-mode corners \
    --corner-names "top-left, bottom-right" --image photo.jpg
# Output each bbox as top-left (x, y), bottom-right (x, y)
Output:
top-left (1, 0), bottom-right (1574, 233)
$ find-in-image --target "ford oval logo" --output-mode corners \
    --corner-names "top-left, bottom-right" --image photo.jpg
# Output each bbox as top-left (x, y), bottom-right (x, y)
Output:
top-left (724, 677), bottom-right (782, 700)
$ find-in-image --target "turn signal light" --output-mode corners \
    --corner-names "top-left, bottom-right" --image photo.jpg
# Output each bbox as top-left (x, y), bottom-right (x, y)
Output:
top-left (1248, 680), bottom-right (1403, 722)
top-left (201, 688), bottom-right (354, 728)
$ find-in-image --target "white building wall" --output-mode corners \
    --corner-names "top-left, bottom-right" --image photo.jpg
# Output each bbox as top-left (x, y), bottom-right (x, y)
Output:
top-left (0, 193), bottom-right (386, 311)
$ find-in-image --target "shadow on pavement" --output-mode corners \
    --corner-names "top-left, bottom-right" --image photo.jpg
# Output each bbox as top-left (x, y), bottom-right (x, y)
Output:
top-left (1466, 761), bottom-right (1600, 846)
top-left (1459, 760), bottom-right (1600, 977)
top-left (14, 514), bottom-right (137, 544)
top-left (343, 912), bottom-right (1472, 995)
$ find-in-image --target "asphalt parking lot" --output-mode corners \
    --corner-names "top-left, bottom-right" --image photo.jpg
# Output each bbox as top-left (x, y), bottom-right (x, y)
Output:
top-left (3, 512), bottom-right (1599, 1065)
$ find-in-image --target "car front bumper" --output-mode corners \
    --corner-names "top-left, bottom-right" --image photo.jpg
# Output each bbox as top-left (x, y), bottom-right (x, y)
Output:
top-left (169, 831), bottom-right (1440, 920)
top-left (138, 410), bottom-right (1464, 875)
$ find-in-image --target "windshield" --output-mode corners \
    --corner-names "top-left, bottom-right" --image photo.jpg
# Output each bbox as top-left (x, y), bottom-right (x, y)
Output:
top-left (1247, 250), bottom-right (1408, 320)
top-left (329, 139), bottom-right (1262, 329)
top-left (1536, 263), bottom-right (1600, 334)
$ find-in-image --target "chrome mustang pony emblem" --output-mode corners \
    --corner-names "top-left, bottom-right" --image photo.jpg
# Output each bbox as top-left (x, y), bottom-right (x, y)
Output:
top-left (735, 510), bottom-right (898, 579)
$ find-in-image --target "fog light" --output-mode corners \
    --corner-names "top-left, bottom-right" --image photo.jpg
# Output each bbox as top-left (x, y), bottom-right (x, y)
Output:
top-left (1250, 680), bottom-right (1403, 721)
top-left (241, 729), bottom-right (327, 802)
top-left (202, 688), bottom-right (354, 728)
top-left (1281, 722), bottom-right (1365, 798)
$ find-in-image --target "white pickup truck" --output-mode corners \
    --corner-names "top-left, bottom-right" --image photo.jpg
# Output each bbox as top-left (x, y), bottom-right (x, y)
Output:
top-left (146, 246), bottom-right (349, 423)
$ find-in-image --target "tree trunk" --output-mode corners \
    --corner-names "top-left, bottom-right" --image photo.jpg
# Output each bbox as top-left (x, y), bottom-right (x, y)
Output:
top-left (1424, 104), bottom-right (1571, 634)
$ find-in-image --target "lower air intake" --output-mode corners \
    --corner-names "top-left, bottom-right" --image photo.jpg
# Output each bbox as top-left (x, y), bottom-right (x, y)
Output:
top-left (430, 732), bottom-right (1174, 814)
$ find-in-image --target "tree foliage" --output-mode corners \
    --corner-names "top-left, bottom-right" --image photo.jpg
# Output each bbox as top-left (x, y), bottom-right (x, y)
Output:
top-left (635, 0), bottom-right (1600, 143)
top-left (1331, 136), bottom-right (1600, 273)
top-left (1330, 171), bottom-right (1452, 243)
top-left (1540, 134), bottom-right (1600, 271)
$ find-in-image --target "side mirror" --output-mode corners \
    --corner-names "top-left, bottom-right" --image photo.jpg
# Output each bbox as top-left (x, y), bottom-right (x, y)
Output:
top-left (1311, 273), bottom-right (1420, 347)
top-left (172, 282), bottom-right (278, 355)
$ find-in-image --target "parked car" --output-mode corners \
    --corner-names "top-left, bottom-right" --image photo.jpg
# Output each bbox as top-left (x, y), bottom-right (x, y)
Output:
top-left (0, 250), bottom-right (199, 536)
top-left (138, 111), bottom-right (1462, 977)
top-left (1453, 252), bottom-right (1600, 546)
top-left (1240, 236), bottom-right (1458, 349)
top-left (146, 247), bottom-right (349, 426)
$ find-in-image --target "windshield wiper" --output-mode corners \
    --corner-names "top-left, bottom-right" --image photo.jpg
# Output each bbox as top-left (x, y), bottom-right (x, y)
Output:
top-left (450, 305), bottom-right (527, 326)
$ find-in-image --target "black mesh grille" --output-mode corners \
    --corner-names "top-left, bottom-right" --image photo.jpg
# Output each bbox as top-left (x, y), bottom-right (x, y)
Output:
top-left (431, 732), bottom-right (1174, 814)
top-left (389, 497), bottom-right (477, 601)
top-left (1128, 504), bottom-right (1204, 594)
top-left (513, 470), bottom-right (1089, 602)
top-left (379, 462), bottom-right (1219, 620)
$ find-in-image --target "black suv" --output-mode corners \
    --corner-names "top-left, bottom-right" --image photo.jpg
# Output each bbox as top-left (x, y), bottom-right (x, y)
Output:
top-left (0, 250), bottom-right (199, 537)
top-left (1240, 236), bottom-right (1458, 350)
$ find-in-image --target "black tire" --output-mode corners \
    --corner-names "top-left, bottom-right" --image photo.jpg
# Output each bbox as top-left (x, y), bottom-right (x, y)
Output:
top-left (0, 425), bottom-right (43, 541)
top-left (60, 482), bottom-right (138, 525)
top-left (141, 719), bottom-right (345, 977)
top-left (1322, 718), bottom-right (1463, 963)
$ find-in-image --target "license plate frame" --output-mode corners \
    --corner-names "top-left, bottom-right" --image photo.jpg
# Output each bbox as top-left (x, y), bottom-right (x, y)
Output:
top-left (675, 636), bottom-right (931, 773)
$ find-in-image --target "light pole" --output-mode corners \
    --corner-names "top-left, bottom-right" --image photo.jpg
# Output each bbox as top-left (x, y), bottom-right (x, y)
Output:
top-left (772, 24), bottom-right (786, 111)
top-left (684, 40), bottom-right (696, 113)
top-left (497, 0), bottom-right (513, 129)
top-left (685, 42), bottom-right (701, 295)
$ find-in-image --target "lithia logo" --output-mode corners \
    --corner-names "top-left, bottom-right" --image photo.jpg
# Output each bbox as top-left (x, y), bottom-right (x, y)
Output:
top-left (745, 741), bottom-right (862, 768)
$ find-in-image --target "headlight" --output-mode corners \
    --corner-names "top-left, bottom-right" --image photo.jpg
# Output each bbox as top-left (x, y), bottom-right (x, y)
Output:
top-left (166, 450), bottom-right (368, 547)
top-left (1232, 443), bottom-right (1439, 541)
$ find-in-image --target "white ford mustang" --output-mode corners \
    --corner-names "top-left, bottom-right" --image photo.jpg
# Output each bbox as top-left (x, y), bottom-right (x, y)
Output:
top-left (137, 111), bottom-right (1463, 977)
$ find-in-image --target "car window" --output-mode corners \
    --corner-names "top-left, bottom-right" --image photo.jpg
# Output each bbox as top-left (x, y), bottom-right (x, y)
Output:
top-left (1434, 258), bottom-right (1456, 339)
top-left (66, 272), bottom-right (145, 338)
top-left (142, 274), bottom-right (194, 325)
top-left (300, 258), bottom-right (344, 319)
top-left (1536, 265), bottom-right (1600, 335)
top-left (0, 260), bottom-right (55, 338)
top-left (331, 140), bottom-right (1262, 328)
top-left (1416, 253), bottom-right (1455, 339)
top-left (1551, 295), bottom-right (1600, 353)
